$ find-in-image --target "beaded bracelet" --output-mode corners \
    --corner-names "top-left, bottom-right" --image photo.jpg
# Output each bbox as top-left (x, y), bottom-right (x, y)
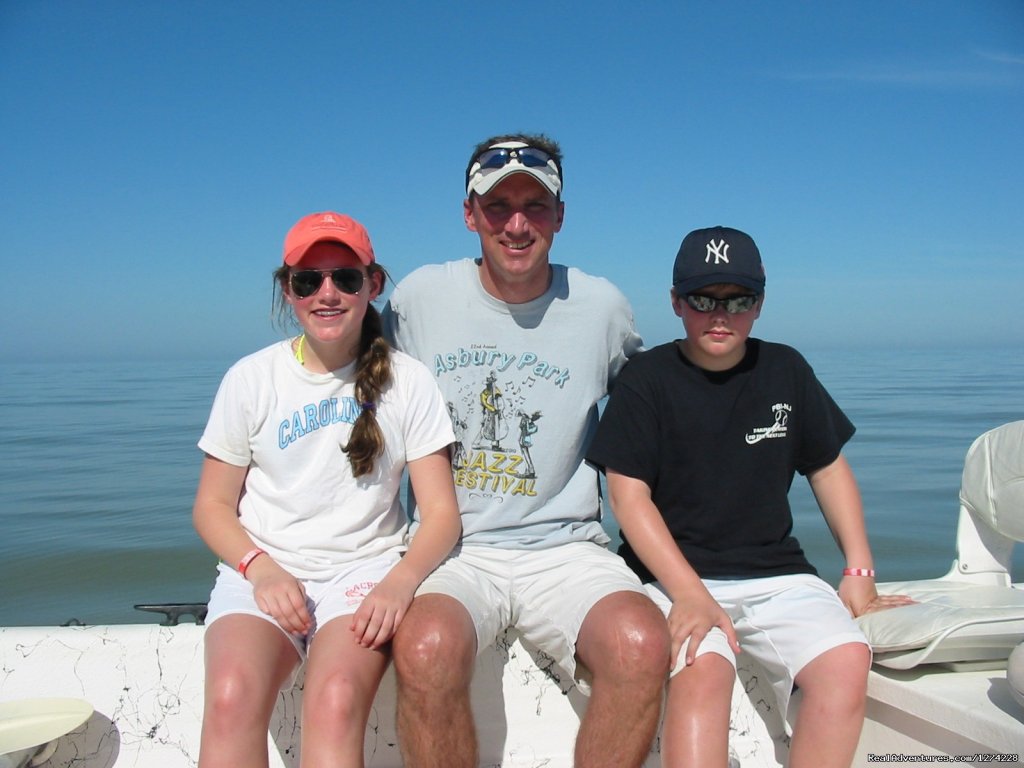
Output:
top-left (842, 567), bottom-right (875, 577)
top-left (238, 548), bottom-right (266, 578)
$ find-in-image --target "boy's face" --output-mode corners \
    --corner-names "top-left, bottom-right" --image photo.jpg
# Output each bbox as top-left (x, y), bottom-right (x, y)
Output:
top-left (672, 283), bottom-right (762, 371)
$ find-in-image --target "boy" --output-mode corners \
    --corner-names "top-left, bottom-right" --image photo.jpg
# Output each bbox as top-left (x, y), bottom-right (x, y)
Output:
top-left (586, 226), bottom-right (910, 768)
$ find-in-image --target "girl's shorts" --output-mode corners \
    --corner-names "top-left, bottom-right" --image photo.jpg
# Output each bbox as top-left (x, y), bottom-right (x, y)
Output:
top-left (205, 549), bottom-right (403, 686)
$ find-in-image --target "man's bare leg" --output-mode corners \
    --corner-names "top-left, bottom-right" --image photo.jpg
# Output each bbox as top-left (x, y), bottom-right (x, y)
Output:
top-left (573, 591), bottom-right (670, 768)
top-left (392, 594), bottom-right (478, 768)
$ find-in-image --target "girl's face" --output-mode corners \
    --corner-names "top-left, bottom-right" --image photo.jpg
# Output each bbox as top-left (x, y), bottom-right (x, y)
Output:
top-left (284, 241), bottom-right (381, 351)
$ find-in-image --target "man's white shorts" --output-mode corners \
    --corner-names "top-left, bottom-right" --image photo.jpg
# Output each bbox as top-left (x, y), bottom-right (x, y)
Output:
top-left (645, 573), bottom-right (868, 718)
top-left (416, 541), bottom-right (646, 690)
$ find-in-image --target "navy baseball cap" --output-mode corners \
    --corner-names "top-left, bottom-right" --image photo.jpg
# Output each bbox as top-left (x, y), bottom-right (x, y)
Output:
top-left (672, 226), bottom-right (766, 294)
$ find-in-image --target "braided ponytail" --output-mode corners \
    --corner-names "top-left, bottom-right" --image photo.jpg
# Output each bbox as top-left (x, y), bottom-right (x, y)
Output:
top-left (343, 271), bottom-right (392, 477)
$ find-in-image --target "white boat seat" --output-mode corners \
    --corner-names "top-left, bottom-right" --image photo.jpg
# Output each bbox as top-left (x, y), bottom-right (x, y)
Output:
top-left (857, 420), bottom-right (1024, 670)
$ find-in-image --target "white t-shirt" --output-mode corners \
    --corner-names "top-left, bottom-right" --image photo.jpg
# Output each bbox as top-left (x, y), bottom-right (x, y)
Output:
top-left (198, 341), bottom-right (455, 580)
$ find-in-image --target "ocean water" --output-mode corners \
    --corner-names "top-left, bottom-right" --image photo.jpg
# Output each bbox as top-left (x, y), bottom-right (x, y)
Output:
top-left (1, 346), bottom-right (1022, 627)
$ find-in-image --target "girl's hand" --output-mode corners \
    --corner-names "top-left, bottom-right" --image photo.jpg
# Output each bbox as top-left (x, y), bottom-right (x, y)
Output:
top-left (247, 557), bottom-right (312, 635)
top-left (667, 589), bottom-right (740, 668)
top-left (350, 571), bottom-right (417, 649)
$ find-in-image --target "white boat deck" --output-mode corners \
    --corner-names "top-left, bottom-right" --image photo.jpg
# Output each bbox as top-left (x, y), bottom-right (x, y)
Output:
top-left (856, 664), bottom-right (1023, 762)
top-left (4, 621), bottom-right (1023, 766)
top-left (1, 622), bottom-right (790, 767)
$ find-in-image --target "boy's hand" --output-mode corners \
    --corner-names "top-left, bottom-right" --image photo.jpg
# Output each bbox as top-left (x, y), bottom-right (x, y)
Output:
top-left (839, 576), bottom-right (915, 618)
top-left (667, 589), bottom-right (741, 668)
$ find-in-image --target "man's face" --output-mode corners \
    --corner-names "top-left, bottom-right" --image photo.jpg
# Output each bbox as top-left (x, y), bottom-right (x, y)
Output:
top-left (464, 173), bottom-right (564, 300)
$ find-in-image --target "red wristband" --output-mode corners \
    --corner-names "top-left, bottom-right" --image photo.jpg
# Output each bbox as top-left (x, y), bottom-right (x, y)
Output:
top-left (843, 567), bottom-right (875, 577)
top-left (238, 548), bottom-right (266, 578)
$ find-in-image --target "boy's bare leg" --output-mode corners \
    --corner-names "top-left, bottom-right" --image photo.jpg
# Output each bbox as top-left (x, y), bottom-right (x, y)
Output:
top-left (789, 643), bottom-right (870, 768)
top-left (660, 653), bottom-right (734, 767)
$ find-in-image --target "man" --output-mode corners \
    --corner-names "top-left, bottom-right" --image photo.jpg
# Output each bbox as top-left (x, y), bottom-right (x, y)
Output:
top-left (382, 133), bottom-right (670, 768)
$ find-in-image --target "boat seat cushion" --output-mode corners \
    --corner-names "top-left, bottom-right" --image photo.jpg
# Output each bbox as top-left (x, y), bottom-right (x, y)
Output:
top-left (857, 580), bottom-right (1024, 669)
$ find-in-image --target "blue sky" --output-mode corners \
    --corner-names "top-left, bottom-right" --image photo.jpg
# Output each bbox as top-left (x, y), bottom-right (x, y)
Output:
top-left (2, 1), bottom-right (1022, 362)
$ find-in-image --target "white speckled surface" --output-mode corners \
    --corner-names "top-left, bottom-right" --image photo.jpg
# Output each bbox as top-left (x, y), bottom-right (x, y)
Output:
top-left (0, 624), bottom-right (787, 767)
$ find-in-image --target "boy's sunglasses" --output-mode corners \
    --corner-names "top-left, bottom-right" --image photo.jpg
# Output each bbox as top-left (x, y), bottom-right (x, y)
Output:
top-left (289, 268), bottom-right (365, 298)
top-left (684, 293), bottom-right (759, 314)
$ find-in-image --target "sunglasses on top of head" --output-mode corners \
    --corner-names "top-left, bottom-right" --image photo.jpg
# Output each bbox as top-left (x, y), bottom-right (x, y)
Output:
top-left (289, 267), bottom-right (366, 299)
top-left (683, 293), bottom-right (759, 314)
top-left (472, 146), bottom-right (560, 174)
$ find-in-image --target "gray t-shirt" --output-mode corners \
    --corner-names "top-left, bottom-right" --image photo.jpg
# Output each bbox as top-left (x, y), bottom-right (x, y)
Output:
top-left (382, 258), bottom-right (642, 549)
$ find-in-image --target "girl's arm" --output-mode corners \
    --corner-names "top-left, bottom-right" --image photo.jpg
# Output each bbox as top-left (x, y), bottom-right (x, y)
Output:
top-left (351, 448), bottom-right (461, 648)
top-left (192, 454), bottom-right (311, 634)
top-left (607, 469), bottom-right (739, 667)
top-left (808, 454), bottom-right (913, 616)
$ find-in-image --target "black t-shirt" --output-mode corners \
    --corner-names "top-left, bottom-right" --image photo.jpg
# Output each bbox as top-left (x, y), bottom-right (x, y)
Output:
top-left (587, 339), bottom-right (854, 581)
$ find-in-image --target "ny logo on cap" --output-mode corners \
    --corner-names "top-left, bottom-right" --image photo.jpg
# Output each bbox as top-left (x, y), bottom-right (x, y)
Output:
top-left (705, 239), bottom-right (729, 264)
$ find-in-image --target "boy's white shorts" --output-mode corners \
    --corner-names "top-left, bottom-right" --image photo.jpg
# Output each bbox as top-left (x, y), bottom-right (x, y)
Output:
top-left (646, 573), bottom-right (869, 718)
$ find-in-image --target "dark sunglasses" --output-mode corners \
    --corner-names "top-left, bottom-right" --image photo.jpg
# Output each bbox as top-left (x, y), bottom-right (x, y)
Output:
top-left (684, 293), bottom-right (759, 314)
top-left (289, 268), bottom-right (365, 298)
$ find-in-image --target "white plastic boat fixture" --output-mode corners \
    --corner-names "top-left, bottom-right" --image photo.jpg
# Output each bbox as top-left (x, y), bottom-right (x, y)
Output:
top-left (2, 422), bottom-right (1022, 766)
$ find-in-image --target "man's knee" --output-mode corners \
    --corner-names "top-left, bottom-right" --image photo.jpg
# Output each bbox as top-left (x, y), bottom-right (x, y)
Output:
top-left (579, 592), bottom-right (670, 680)
top-left (393, 594), bottom-right (477, 688)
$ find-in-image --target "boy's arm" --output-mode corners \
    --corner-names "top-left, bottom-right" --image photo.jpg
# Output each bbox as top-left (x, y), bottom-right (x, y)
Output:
top-left (808, 454), bottom-right (914, 616)
top-left (607, 469), bottom-right (740, 666)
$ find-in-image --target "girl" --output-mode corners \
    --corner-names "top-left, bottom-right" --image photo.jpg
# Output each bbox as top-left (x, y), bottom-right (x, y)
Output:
top-left (193, 211), bottom-right (461, 767)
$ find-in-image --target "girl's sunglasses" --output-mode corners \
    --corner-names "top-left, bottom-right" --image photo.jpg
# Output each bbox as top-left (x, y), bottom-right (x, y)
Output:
top-left (684, 293), bottom-right (759, 314)
top-left (289, 268), bottom-right (365, 298)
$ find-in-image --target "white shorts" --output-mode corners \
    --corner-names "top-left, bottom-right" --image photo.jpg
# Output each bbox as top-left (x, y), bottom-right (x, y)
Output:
top-left (205, 550), bottom-right (403, 667)
top-left (417, 541), bottom-right (646, 690)
top-left (645, 573), bottom-right (869, 719)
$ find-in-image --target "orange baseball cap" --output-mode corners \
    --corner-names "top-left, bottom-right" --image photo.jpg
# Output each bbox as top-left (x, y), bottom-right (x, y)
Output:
top-left (283, 211), bottom-right (376, 266)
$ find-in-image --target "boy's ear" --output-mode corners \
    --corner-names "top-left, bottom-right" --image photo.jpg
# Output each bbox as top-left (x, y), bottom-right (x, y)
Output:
top-left (670, 288), bottom-right (685, 318)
